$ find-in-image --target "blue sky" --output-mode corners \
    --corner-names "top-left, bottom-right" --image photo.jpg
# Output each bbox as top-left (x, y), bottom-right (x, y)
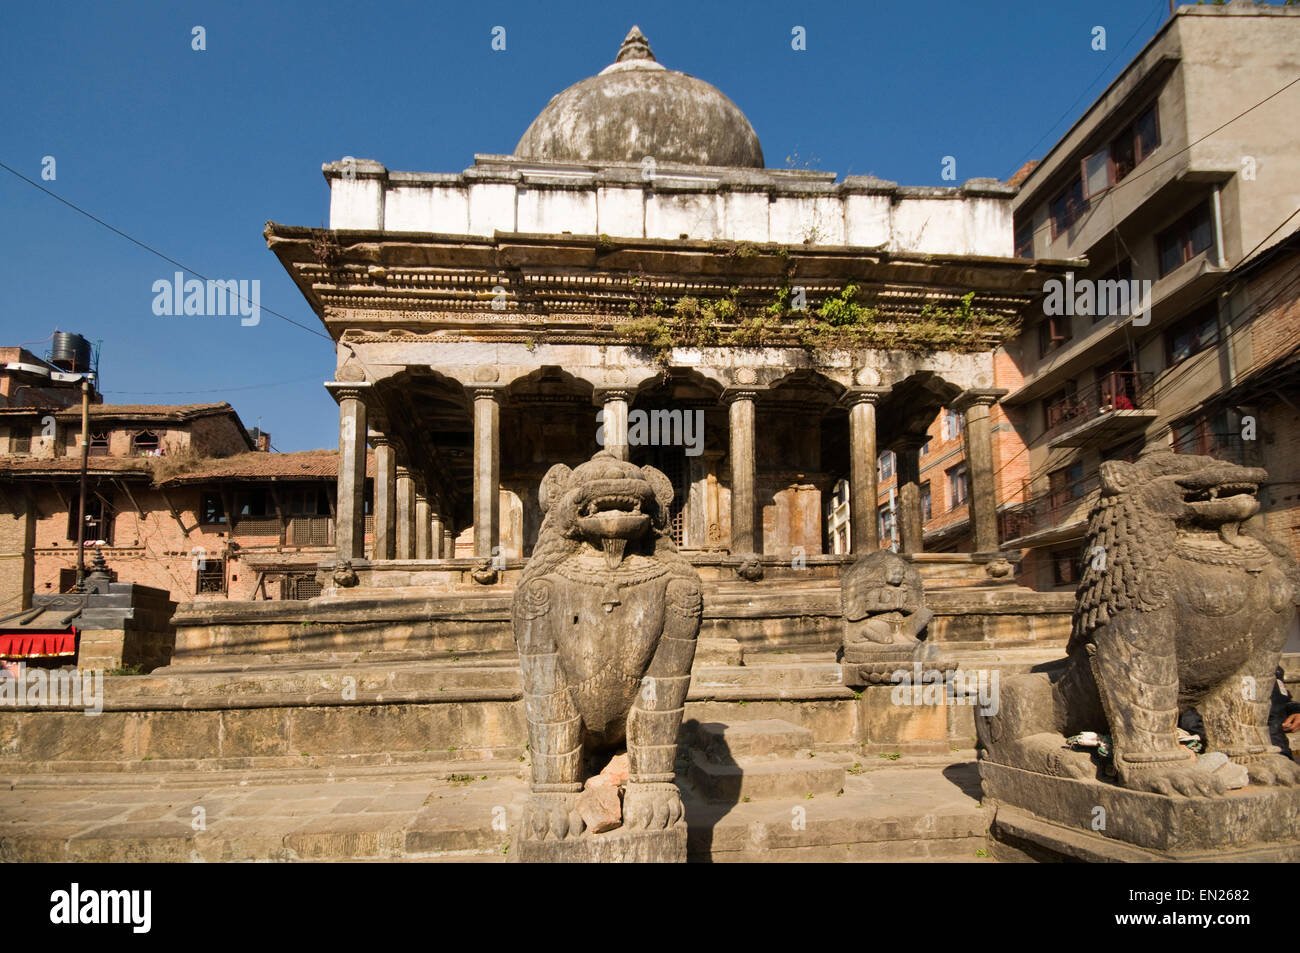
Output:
top-left (0, 0), bottom-right (1184, 451)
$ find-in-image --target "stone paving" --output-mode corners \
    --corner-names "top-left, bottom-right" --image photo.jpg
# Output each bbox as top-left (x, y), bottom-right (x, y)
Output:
top-left (0, 755), bottom-right (991, 862)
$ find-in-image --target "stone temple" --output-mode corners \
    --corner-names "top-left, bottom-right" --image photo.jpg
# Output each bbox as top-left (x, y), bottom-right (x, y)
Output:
top-left (264, 26), bottom-right (1068, 580)
top-left (8, 25), bottom-right (1293, 863)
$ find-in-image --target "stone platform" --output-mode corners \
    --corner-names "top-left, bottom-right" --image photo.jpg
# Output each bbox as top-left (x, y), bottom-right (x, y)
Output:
top-left (0, 755), bottom-right (989, 863)
top-left (0, 645), bottom-right (1067, 773)
top-left (982, 761), bottom-right (1300, 862)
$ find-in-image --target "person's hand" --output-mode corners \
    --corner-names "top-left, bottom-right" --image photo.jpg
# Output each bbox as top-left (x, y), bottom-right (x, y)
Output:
top-left (1283, 713), bottom-right (1300, 733)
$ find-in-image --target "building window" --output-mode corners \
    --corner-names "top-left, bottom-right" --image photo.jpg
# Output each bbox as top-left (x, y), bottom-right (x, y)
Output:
top-left (878, 504), bottom-right (895, 544)
top-left (941, 409), bottom-right (964, 441)
top-left (131, 430), bottom-right (161, 455)
top-left (1081, 103), bottom-right (1160, 199)
top-left (1157, 202), bottom-right (1215, 276)
top-left (200, 492), bottom-right (227, 525)
top-left (67, 492), bottom-right (113, 545)
top-left (1051, 547), bottom-right (1083, 587)
top-left (1050, 176), bottom-right (1087, 238)
top-left (1043, 381), bottom-right (1080, 432)
top-left (9, 427), bottom-right (31, 454)
top-left (1172, 409), bottom-right (1233, 458)
top-left (877, 450), bottom-right (895, 481)
top-left (196, 558), bottom-right (226, 595)
top-left (918, 438), bottom-right (930, 458)
top-left (1048, 461), bottom-right (1087, 510)
top-left (1014, 216), bottom-right (1034, 258)
top-left (88, 431), bottom-right (110, 456)
top-left (947, 464), bottom-right (969, 508)
top-left (920, 482), bottom-right (932, 522)
top-left (1166, 306), bottom-right (1219, 366)
top-left (1038, 313), bottom-right (1073, 357)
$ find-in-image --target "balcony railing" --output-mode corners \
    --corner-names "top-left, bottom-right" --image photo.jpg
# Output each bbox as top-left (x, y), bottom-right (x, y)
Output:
top-left (999, 472), bottom-right (1102, 543)
top-left (1044, 371), bottom-right (1156, 447)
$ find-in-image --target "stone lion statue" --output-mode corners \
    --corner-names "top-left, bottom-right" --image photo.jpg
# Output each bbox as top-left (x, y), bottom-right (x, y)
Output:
top-left (512, 451), bottom-right (702, 842)
top-left (978, 450), bottom-right (1300, 796)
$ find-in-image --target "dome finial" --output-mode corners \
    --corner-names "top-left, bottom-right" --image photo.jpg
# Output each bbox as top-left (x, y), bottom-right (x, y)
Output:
top-left (616, 25), bottom-right (655, 63)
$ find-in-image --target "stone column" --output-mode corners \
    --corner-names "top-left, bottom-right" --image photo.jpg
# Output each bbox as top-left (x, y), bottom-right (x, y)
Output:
top-left (415, 489), bottom-right (431, 560)
top-left (596, 388), bottom-right (631, 461)
top-left (395, 466), bottom-right (415, 560)
top-left (954, 389), bottom-right (1008, 554)
top-left (326, 382), bottom-right (371, 562)
top-left (842, 388), bottom-right (887, 553)
top-left (443, 526), bottom-right (455, 560)
top-left (724, 388), bottom-right (759, 555)
top-left (371, 434), bottom-right (396, 560)
top-left (892, 434), bottom-right (927, 555)
top-left (472, 386), bottom-right (502, 559)
top-left (430, 509), bottom-right (444, 559)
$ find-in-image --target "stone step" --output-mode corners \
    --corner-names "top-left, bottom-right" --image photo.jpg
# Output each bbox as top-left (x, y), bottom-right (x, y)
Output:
top-left (696, 719), bottom-right (813, 762)
top-left (0, 759), bottom-right (987, 862)
top-left (688, 749), bottom-right (845, 802)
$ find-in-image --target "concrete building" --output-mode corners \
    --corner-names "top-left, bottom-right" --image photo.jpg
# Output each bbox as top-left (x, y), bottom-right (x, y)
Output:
top-left (999, 2), bottom-right (1300, 589)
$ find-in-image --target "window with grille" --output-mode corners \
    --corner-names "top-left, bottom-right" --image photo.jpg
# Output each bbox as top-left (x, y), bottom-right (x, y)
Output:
top-left (10, 427), bottom-right (31, 454)
top-left (197, 558), bottom-right (226, 594)
top-left (67, 492), bottom-right (113, 545)
top-left (88, 431), bottom-right (110, 456)
top-left (285, 574), bottom-right (322, 600)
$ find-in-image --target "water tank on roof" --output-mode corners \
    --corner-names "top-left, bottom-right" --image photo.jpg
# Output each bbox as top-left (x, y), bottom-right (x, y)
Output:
top-left (50, 332), bottom-right (93, 373)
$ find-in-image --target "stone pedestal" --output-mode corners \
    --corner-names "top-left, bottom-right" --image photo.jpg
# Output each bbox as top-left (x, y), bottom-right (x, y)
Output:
top-left (981, 760), bottom-right (1300, 861)
top-left (515, 824), bottom-right (687, 863)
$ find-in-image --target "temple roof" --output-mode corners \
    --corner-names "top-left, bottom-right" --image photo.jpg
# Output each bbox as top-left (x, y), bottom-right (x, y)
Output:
top-left (513, 26), bottom-right (764, 169)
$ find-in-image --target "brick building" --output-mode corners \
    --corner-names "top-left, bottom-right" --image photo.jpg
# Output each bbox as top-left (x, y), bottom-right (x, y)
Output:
top-left (0, 397), bottom-right (376, 611)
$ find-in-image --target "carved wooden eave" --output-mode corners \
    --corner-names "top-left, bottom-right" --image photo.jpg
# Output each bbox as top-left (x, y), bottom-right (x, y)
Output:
top-left (264, 223), bottom-right (1083, 346)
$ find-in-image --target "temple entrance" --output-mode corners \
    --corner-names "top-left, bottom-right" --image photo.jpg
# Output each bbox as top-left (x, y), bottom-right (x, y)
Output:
top-left (632, 443), bottom-right (688, 546)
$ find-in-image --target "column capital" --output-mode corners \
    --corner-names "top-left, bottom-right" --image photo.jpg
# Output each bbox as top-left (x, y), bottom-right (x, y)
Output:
top-left (470, 384), bottom-right (504, 402)
top-left (721, 387), bottom-right (763, 405)
top-left (368, 431), bottom-right (392, 448)
top-left (839, 386), bottom-right (890, 409)
top-left (593, 387), bottom-right (633, 405)
top-left (325, 380), bottom-right (373, 403)
top-left (951, 388), bottom-right (1008, 413)
top-left (395, 465), bottom-right (412, 480)
top-left (889, 431), bottom-right (930, 453)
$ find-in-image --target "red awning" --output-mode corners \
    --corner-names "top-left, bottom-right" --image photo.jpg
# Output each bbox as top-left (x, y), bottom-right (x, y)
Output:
top-left (0, 629), bottom-right (77, 658)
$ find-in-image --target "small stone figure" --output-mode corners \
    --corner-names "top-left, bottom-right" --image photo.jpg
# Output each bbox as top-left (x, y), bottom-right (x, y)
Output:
top-left (840, 550), bottom-right (934, 687)
top-left (512, 451), bottom-right (702, 861)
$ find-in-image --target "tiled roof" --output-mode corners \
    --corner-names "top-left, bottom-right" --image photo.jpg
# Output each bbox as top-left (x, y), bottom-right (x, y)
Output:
top-left (56, 403), bottom-right (237, 420)
top-left (1006, 160), bottom-right (1039, 189)
top-left (0, 456), bottom-right (153, 477)
top-left (0, 450), bottom-right (373, 483)
top-left (157, 450), bottom-right (371, 483)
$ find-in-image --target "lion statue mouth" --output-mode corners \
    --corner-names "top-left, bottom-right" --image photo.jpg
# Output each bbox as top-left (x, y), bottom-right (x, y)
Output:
top-left (572, 479), bottom-right (656, 567)
top-left (1178, 470), bottom-right (1265, 547)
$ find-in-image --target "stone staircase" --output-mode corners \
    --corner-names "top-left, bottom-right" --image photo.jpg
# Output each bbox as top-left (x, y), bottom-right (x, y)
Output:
top-left (688, 719), bottom-right (845, 802)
